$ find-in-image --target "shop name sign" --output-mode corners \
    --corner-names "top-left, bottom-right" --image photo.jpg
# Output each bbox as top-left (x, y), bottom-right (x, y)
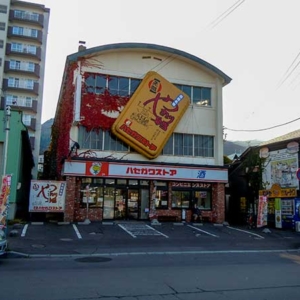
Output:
top-left (259, 188), bottom-right (297, 198)
top-left (63, 161), bottom-right (228, 182)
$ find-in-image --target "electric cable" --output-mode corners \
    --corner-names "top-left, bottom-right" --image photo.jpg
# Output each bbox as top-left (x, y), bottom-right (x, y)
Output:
top-left (224, 116), bottom-right (300, 132)
top-left (206, 0), bottom-right (246, 30)
top-left (277, 54), bottom-right (300, 88)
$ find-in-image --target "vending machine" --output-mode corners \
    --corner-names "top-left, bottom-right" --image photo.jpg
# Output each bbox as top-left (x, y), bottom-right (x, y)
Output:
top-left (281, 198), bottom-right (294, 229)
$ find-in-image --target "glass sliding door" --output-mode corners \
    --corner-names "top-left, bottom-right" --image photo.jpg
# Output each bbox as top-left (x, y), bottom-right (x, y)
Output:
top-left (127, 189), bottom-right (139, 220)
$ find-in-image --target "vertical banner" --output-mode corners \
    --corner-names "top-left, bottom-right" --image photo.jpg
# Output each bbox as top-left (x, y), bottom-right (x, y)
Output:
top-left (0, 175), bottom-right (12, 226)
top-left (257, 196), bottom-right (268, 228)
top-left (275, 198), bottom-right (282, 228)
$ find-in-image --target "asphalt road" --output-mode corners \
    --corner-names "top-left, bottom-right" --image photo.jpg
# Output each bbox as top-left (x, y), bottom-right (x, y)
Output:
top-left (1, 251), bottom-right (300, 300)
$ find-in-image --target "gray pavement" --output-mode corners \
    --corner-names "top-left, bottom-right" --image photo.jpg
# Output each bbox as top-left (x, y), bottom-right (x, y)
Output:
top-left (4, 221), bottom-right (300, 258)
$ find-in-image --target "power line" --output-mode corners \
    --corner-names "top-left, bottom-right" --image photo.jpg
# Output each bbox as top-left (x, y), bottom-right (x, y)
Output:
top-left (277, 50), bottom-right (300, 88)
top-left (224, 116), bottom-right (300, 132)
top-left (206, 0), bottom-right (246, 30)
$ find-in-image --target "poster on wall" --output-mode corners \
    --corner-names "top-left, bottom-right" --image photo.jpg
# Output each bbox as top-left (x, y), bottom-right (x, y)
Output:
top-left (274, 198), bottom-right (282, 228)
top-left (29, 180), bottom-right (66, 213)
top-left (257, 196), bottom-right (268, 228)
top-left (0, 175), bottom-right (12, 226)
top-left (262, 148), bottom-right (299, 190)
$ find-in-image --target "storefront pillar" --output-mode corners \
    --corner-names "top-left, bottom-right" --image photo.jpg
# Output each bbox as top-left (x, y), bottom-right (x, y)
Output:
top-left (64, 176), bottom-right (76, 222)
top-left (212, 183), bottom-right (225, 224)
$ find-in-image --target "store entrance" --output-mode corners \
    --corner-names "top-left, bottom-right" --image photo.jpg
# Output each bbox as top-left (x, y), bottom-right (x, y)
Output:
top-left (114, 188), bottom-right (139, 220)
top-left (103, 188), bottom-right (144, 220)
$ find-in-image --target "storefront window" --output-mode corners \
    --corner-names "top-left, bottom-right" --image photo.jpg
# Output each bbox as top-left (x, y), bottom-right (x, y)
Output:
top-left (80, 182), bottom-right (104, 208)
top-left (193, 190), bottom-right (212, 210)
top-left (155, 190), bottom-right (168, 209)
top-left (171, 191), bottom-right (191, 208)
top-left (117, 179), bottom-right (126, 185)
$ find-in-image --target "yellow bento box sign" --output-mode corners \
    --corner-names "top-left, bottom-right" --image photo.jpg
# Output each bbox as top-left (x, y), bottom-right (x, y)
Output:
top-left (112, 71), bottom-right (190, 159)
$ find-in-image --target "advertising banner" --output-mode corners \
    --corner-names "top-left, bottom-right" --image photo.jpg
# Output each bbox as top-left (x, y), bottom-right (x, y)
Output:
top-left (275, 198), bottom-right (282, 228)
top-left (112, 71), bottom-right (190, 159)
top-left (0, 175), bottom-right (11, 226)
top-left (262, 149), bottom-right (299, 190)
top-left (257, 196), bottom-right (268, 228)
top-left (29, 180), bottom-right (66, 212)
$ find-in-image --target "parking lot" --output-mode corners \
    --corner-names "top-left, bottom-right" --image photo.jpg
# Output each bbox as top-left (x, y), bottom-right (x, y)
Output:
top-left (5, 220), bottom-right (300, 257)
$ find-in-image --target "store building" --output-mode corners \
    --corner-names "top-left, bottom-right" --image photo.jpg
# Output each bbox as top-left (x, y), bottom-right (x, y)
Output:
top-left (50, 42), bottom-right (231, 223)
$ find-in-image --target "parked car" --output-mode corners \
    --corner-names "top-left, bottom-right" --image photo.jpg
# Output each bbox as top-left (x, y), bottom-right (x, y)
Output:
top-left (0, 226), bottom-right (7, 256)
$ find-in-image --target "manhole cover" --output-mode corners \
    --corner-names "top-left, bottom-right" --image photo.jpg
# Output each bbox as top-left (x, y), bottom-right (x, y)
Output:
top-left (31, 244), bottom-right (45, 248)
top-left (75, 257), bottom-right (112, 263)
top-left (60, 238), bottom-right (73, 241)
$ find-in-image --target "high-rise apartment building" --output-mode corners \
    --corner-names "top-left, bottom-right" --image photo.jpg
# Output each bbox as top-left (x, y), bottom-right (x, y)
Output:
top-left (0, 0), bottom-right (50, 178)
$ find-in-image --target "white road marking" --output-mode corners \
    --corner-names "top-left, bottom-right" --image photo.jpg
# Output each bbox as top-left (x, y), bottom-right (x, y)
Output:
top-left (72, 224), bottom-right (82, 239)
top-left (118, 224), bottom-right (137, 238)
top-left (187, 224), bottom-right (219, 237)
top-left (146, 225), bottom-right (169, 238)
top-left (226, 226), bottom-right (265, 239)
top-left (21, 224), bottom-right (29, 237)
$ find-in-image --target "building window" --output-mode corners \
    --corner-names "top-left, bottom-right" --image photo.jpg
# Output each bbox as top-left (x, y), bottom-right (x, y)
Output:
top-left (0, 5), bottom-right (7, 13)
top-left (162, 134), bottom-right (173, 155)
top-left (193, 87), bottom-right (211, 106)
top-left (183, 134), bottom-right (193, 156)
top-left (84, 73), bottom-right (141, 96)
top-left (14, 10), bottom-right (39, 21)
top-left (194, 135), bottom-right (214, 157)
top-left (171, 190), bottom-right (191, 209)
top-left (193, 190), bottom-right (212, 210)
top-left (175, 84), bottom-right (192, 99)
top-left (163, 133), bottom-right (214, 158)
top-left (103, 131), bottom-right (128, 151)
top-left (22, 114), bottom-right (32, 126)
top-left (80, 179), bottom-right (104, 208)
top-left (174, 133), bottom-right (183, 155)
top-left (0, 40), bottom-right (3, 48)
top-left (175, 84), bottom-right (212, 106)
top-left (155, 190), bottom-right (168, 209)
top-left (108, 76), bottom-right (129, 96)
top-left (78, 126), bottom-right (128, 151)
top-left (154, 181), bottom-right (168, 209)
top-left (12, 26), bottom-right (38, 38)
top-left (0, 58), bottom-right (2, 66)
top-left (0, 22), bottom-right (5, 30)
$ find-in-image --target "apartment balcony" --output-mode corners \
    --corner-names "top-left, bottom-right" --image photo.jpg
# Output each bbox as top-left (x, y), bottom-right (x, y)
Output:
top-left (7, 26), bottom-right (43, 44)
top-left (2, 78), bottom-right (39, 95)
top-left (0, 97), bottom-right (38, 113)
top-left (5, 43), bottom-right (42, 60)
top-left (5, 43), bottom-right (42, 61)
top-left (4, 61), bottom-right (40, 77)
top-left (9, 10), bottom-right (44, 27)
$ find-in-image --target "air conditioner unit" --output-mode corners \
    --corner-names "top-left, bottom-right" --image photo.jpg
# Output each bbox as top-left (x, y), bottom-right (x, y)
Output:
top-left (295, 221), bottom-right (300, 232)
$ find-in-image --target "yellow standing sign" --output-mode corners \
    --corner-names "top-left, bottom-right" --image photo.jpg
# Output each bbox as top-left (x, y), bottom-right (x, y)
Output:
top-left (112, 71), bottom-right (190, 159)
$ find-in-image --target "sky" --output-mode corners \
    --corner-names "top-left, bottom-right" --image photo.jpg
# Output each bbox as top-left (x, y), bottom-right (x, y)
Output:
top-left (24, 0), bottom-right (300, 142)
